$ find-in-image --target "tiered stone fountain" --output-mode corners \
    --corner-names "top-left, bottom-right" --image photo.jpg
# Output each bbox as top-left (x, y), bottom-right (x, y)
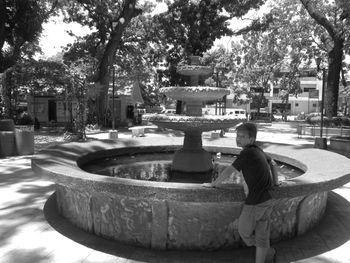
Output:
top-left (31, 56), bottom-right (350, 252)
top-left (145, 56), bottom-right (242, 178)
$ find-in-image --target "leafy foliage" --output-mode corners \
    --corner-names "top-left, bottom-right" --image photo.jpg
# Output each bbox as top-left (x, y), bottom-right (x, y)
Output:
top-left (267, 0), bottom-right (350, 117)
top-left (60, 0), bottom-right (266, 124)
top-left (0, 0), bottom-right (58, 72)
top-left (0, 60), bottom-right (71, 118)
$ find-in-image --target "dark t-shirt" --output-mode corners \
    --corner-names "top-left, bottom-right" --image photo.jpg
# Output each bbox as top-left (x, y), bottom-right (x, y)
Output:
top-left (232, 144), bottom-right (273, 205)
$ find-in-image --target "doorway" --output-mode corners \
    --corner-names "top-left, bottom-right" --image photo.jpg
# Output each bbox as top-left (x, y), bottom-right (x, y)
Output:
top-left (48, 100), bottom-right (57, 122)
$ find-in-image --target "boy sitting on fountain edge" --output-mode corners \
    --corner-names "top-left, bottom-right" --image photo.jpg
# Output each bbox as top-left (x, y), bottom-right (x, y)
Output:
top-left (203, 122), bottom-right (279, 263)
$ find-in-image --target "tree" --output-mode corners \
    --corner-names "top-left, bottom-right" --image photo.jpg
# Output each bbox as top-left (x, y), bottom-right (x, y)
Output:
top-left (299, 0), bottom-right (349, 117)
top-left (234, 0), bottom-right (350, 117)
top-left (0, 0), bottom-right (58, 72)
top-left (278, 58), bottom-right (302, 121)
top-left (202, 46), bottom-right (253, 107)
top-left (61, 0), bottom-right (143, 124)
top-left (61, 0), bottom-right (267, 123)
top-left (235, 29), bottom-right (289, 114)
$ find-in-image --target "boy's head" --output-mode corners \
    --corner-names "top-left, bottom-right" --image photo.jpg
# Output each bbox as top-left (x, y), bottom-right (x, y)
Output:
top-left (236, 122), bottom-right (257, 147)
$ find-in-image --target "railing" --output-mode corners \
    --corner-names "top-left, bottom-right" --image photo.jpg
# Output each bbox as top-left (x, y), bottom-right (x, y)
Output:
top-left (297, 124), bottom-right (350, 138)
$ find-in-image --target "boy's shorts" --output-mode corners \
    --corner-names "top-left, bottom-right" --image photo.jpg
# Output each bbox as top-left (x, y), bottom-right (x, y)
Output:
top-left (238, 199), bottom-right (274, 248)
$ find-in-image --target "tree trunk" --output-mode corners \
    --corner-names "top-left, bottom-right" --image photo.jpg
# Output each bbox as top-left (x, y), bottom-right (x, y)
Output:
top-left (299, 0), bottom-right (345, 118)
top-left (325, 38), bottom-right (344, 117)
top-left (0, 0), bottom-right (6, 72)
top-left (95, 0), bottom-right (142, 126)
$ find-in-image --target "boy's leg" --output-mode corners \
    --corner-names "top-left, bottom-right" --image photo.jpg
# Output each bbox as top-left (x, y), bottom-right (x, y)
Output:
top-left (256, 247), bottom-right (269, 263)
top-left (255, 202), bottom-right (274, 263)
top-left (238, 205), bottom-right (256, 247)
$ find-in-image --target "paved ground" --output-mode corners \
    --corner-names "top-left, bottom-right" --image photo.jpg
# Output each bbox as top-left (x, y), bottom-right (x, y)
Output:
top-left (1, 122), bottom-right (350, 263)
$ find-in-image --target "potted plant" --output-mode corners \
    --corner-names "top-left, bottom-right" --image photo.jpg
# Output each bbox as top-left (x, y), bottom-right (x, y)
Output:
top-left (16, 112), bottom-right (34, 131)
top-left (14, 112), bottom-right (34, 155)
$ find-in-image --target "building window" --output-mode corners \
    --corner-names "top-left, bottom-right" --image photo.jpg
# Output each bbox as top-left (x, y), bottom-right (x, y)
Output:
top-left (302, 84), bottom-right (317, 92)
top-left (295, 103), bottom-right (299, 107)
top-left (304, 87), bottom-right (316, 92)
top-left (313, 103), bottom-right (317, 107)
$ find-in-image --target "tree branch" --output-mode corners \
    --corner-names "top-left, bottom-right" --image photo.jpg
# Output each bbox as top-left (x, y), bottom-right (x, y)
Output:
top-left (299, 0), bottom-right (337, 39)
top-left (0, 0), bottom-right (5, 52)
top-left (44, 0), bottom-right (59, 18)
top-left (233, 13), bottom-right (273, 35)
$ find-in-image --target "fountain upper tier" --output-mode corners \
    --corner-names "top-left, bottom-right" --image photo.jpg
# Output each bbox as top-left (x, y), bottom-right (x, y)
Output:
top-left (176, 64), bottom-right (213, 76)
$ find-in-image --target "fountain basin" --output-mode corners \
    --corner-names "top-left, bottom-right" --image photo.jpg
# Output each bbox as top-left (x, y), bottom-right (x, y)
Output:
top-left (32, 137), bottom-right (350, 250)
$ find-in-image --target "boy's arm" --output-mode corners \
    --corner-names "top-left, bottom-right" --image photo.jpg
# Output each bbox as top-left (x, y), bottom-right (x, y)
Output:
top-left (203, 165), bottom-right (241, 187)
top-left (269, 159), bottom-right (280, 186)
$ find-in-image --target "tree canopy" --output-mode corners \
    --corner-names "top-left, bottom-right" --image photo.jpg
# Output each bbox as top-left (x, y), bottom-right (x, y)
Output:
top-left (0, 0), bottom-right (58, 72)
top-left (59, 0), bottom-right (267, 124)
top-left (230, 0), bottom-right (350, 117)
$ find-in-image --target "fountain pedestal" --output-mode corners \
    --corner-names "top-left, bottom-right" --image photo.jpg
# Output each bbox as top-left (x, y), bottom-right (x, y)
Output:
top-left (172, 130), bottom-right (212, 179)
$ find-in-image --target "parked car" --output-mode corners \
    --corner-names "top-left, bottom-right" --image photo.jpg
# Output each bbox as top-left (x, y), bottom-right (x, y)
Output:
top-left (162, 109), bottom-right (176, 115)
top-left (136, 108), bottom-right (146, 115)
top-left (227, 109), bottom-right (247, 120)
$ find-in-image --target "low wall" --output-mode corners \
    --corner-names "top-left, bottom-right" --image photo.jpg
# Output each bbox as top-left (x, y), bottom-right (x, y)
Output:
top-left (32, 138), bottom-right (350, 250)
top-left (329, 136), bottom-right (350, 158)
top-left (297, 124), bottom-right (350, 138)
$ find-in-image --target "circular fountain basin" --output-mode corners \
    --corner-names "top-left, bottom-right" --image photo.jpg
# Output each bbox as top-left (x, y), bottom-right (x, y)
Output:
top-left (143, 115), bottom-right (244, 132)
top-left (31, 137), bottom-right (350, 250)
top-left (160, 86), bottom-right (230, 102)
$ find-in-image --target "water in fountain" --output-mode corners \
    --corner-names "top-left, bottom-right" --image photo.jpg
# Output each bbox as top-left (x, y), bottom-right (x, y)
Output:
top-left (83, 151), bottom-right (303, 183)
top-left (143, 56), bottom-right (245, 182)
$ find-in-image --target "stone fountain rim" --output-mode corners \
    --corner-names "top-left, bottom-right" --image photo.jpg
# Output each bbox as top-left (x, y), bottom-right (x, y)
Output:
top-left (31, 137), bottom-right (350, 202)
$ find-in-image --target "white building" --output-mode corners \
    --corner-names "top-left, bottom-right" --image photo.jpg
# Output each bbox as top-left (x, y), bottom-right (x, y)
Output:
top-left (225, 75), bottom-right (323, 116)
top-left (268, 76), bottom-right (323, 115)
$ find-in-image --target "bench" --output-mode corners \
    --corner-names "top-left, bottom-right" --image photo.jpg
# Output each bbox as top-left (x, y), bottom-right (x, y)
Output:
top-left (128, 125), bottom-right (157, 137)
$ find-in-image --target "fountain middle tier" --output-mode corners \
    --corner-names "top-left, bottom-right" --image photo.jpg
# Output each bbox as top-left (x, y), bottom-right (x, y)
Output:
top-left (160, 86), bottom-right (230, 102)
top-left (143, 115), bottom-right (244, 133)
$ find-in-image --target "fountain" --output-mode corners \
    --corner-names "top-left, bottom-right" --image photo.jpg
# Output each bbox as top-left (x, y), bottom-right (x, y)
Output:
top-left (144, 56), bottom-right (243, 179)
top-left (31, 57), bottom-right (350, 251)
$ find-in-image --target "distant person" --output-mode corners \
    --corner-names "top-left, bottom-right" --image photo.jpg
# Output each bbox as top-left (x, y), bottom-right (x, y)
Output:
top-left (204, 122), bottom-right (279, 263)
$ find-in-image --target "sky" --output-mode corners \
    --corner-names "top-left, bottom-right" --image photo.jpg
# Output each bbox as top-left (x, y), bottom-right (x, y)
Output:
top-left (39, 15), bottom-right (90, 58)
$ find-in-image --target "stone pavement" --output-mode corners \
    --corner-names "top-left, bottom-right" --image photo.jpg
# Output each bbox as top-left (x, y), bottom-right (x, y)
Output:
top-left (1, 122), bottom-right (350, 263)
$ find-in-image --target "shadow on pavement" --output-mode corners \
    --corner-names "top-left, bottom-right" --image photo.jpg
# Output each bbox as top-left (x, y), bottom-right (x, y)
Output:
top-left (0, 159), bottom-right (55, 256)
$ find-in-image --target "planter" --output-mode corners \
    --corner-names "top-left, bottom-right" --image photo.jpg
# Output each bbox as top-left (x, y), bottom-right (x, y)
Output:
top-left (15, 125), bottom-right (34, 132)
top-left (314, 137), bottom-right (327, 149)
top-left (0, 119), bottom-right (16, 157)
top-left (0, 131), bottom-right (16, 157)
top-left (0, 119), bottom-right (15, 131)
top-left (329, 136), bottom-right (350, 157)
top-left (15, 128), bottom-right (34, 155)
